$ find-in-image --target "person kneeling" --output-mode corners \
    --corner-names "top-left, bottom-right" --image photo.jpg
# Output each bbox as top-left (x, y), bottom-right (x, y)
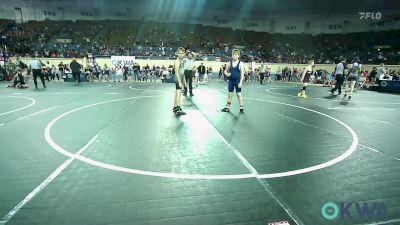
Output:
top-left (7, 69), bottom-right (29, 89)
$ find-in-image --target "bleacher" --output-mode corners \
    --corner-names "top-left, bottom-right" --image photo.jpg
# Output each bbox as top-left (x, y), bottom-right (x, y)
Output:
top-left (0, 19), bottom-right (399, 64)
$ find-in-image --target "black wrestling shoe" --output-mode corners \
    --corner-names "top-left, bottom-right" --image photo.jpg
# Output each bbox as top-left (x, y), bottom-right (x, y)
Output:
top-left (175, 107), bottom-right (186, 115)
top-left (221, 107), bottom-right (230, 112)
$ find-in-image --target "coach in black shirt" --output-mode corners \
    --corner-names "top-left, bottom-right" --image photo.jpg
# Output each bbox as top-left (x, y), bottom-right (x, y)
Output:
top-left (70, 58), bottom-right (82, 84)
top-left (198, 62), bottom-right (206, 82)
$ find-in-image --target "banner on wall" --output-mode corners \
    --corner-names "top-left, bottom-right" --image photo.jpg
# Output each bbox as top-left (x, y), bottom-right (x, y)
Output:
top-left (111, 56), bottom-right (136, 66)
top-left (232, 45), bottom-right (245, 50)
top-left (378, 80), bottom-right (400, 93)
top-left (56, 38), bottom-right (72, 44)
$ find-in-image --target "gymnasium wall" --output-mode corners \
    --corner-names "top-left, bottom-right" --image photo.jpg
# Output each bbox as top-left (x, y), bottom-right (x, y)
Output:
top-left (14, 57), bottom-right (400, 74)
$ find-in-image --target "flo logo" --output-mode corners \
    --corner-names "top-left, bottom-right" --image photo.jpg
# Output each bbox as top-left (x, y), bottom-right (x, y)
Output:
top-left (322, 202), bottom-right (388, 220)
top-left (359, 12), bottom-right (382, 20)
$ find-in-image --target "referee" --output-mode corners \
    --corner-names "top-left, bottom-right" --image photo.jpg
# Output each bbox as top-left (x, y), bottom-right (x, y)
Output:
top-left (183, 51), bottom-right (196, 97)
top-left (28, 54), bottom-right (46, 89)
top-left (330, 56), bottom-right (346, 95)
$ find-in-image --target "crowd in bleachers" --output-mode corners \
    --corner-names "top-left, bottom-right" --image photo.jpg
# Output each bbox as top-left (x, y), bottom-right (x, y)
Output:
top-left (1, 19), bottom-right (399, 65)
top-left (1, 19), bottom-right (400, 89)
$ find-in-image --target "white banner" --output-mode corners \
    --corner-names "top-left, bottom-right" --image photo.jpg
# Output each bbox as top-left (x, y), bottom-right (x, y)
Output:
top-left (111, 56), bottom-right (136, 66)
top-left (233, 45), bottom-right (245, 50)
top-left (56, 38), bottom-right (72, 44)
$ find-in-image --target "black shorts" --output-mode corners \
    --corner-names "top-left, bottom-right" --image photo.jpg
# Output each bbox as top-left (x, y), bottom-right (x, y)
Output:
top-left (174, 74), bottom-right (184, 89)
top-left (14, 80), bottom-right (25, 86)
top-left (347, 75), bottom-right (357, 81)
top-left (303, 75), bottom-right (310, 83)
top-left (14, 75), bottom-right (25, 85)
top-left (175, 82), bottom-right (181, 90)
